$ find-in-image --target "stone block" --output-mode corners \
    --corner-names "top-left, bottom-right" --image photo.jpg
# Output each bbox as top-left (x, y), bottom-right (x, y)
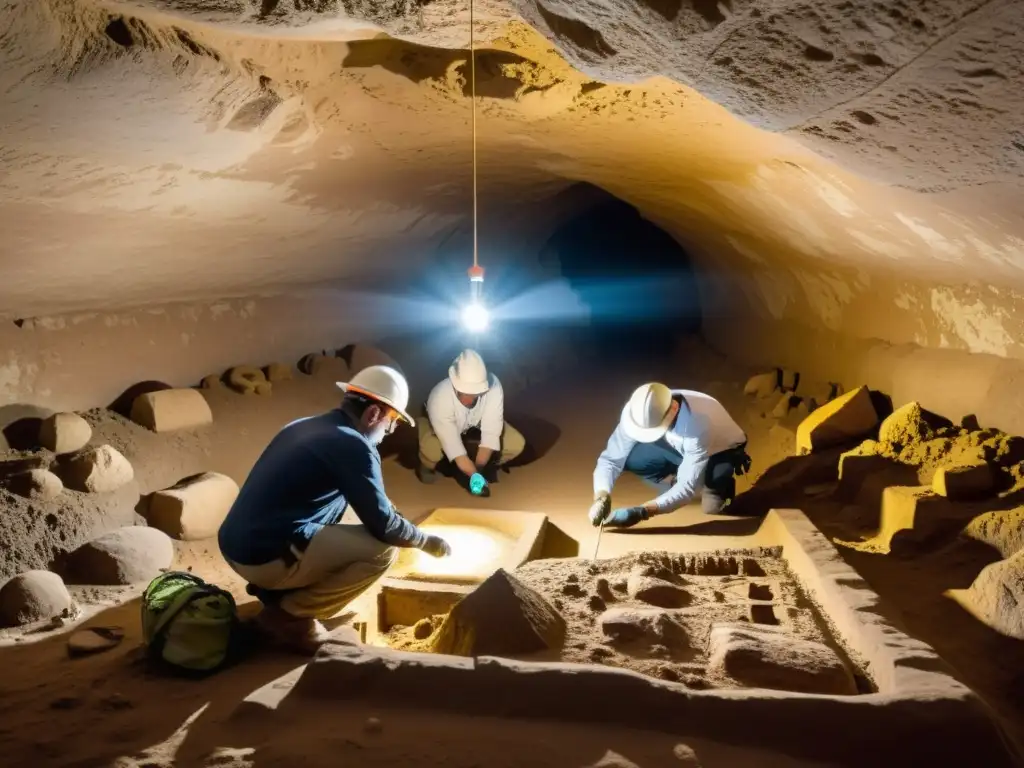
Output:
top-left (707, 622), bottom-right (856, 695)
top-left (795, 385), bottom-right (878, 454)
top-left (130, 388), bottom-right (213, 433)
top-left (147, 472), bottom-right (239, 541)
top-left (38, 412), bottom-right (92, 454)
top-left (263, 362), bottom-right (293, 382)
top-left (0, 570), bottom-right (72, 627)
top-left (743, 371), bottom-right (778, 398)
top-left (932, 463), bottom-right (994, 501)
top-left (59, 445), bottom-right (133, 493)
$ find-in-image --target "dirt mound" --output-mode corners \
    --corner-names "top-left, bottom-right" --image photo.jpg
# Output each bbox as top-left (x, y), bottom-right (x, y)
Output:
top-left (431, 568), bottom-right (565, 657)
top-left (964, 508), bottom-right (1024, 558)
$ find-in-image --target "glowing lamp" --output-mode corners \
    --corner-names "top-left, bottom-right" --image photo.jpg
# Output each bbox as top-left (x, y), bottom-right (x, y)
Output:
top-left (461, 263), bottom-right (489, 333)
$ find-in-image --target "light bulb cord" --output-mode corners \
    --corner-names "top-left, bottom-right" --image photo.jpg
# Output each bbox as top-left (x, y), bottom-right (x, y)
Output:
top-left (470, 0), bottom-right (478, 269)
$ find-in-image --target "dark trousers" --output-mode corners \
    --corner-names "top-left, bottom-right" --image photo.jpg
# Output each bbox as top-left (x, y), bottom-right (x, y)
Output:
top-left (624, 439), bottom-right (746, 513)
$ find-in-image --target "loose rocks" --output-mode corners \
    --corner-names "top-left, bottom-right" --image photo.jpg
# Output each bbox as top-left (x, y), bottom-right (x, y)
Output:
top-left (147, 472), bottom-right (239, 540)
top-left (0, 570), bottom-right (73, 627)
top-left (227, 366), bottom-right (271, 396)
top-left (130, 388), bottom-right (213, 433)
top-left (431, 568), bottom-right (565, 656)
top-left (38, 412), bottom-right (92, 454)
top-left (62, 527), bottom-right (173, 585)
top-left (3, 468), bottom-right (62, 500)
top-left (707, 623), bottom-right (856, 695)
top-left (59, 445), bottom-right (133, 493)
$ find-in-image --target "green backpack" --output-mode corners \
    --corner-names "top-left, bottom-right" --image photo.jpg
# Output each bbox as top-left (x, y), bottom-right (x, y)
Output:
top-left (141, 571), bottom-right (239, 675)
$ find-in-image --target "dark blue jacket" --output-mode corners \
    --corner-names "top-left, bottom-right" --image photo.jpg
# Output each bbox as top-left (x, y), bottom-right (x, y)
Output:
top-left (218, 410), bottom-right (426, 566)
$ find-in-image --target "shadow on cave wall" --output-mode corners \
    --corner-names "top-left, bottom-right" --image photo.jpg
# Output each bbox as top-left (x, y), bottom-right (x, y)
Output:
top-left (542, 184), bottom-right (701, 359)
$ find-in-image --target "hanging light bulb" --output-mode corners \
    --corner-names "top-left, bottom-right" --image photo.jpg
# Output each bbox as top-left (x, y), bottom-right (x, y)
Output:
top-left (462, 264), bottom-right (489, 332)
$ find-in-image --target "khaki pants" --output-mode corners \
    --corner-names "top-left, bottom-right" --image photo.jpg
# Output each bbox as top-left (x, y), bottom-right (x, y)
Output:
top-left (418, 419), bottom-right (526, 470)
top-left (226, 523), bottom-right (397, 620)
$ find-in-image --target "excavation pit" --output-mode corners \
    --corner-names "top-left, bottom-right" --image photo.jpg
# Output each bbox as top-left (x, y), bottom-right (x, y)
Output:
top-left (376, 507), bottom-right (576, 633)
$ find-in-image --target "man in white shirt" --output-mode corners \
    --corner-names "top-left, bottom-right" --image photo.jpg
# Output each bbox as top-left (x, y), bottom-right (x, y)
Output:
top-left (589, 382), bottom-right (751, 528)
top-left (417, 349), bottom-right (526, 497)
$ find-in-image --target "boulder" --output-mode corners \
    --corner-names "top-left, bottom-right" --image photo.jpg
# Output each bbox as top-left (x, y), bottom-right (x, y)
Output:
top-left (59, 445), bottom-right (133, 493)
top-left (63, 527), bottom-right (174, 585)
top-left (431, 568), bottom-right (565, 656)
top-left (227, 366), bottom-right (271, 396)
top-left (959, 549), bottom-right (1024, 640)
top-left (147, 472), bottom-right (239, 540)
top-left (130, 388), bottom-right (213, 433)
top-left (0, 570), bottom-right (73, 627)
top-left (3, 468), bottom-right (63, 500)
top-left (263, 362), bottom-right (293, 382)
top-left (742, 371), bottom-right (777, 398)
top-left (626, 573), bottom-right (691, 608)
top-left (795, 386), bottom-right (879, 454)
top-left (200, 373), bottom-right (224, 389)
top-left (932, 462), bottom-right (994, 501)
top-left (38, 412), bottom-right (92, 454)
top-left (707, 623), bottom-right (856, 695)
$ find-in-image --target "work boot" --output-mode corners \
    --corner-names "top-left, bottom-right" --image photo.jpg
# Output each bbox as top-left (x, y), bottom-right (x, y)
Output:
top-left (255, 605), bottom-right (329, 656)
top-left (416, 462), bottom-right (438, 484)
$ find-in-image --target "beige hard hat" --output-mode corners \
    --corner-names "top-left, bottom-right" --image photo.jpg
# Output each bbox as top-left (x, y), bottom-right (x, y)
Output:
top-left (448, 349), bottom-right (490, 396)
top-left (336, 365), bottom-right (415, 426)
top-left (621, 382), bottom-right (675, 443)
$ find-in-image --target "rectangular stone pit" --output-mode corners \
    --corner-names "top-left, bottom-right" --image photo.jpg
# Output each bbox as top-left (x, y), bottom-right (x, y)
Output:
top-left (376, 507), bottom-right (575, 633)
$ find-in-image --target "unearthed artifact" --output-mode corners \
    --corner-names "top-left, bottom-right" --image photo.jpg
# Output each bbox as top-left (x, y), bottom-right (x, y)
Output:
top-left (3, 468), bottom-right (63, 500)
top-left (796, 385), bottom-right (878, 454)
top-left (130, 388), bottom-right (213, 433)
top-left (0, 570), bottom-right (73, 627)
top-left (147, 472), bottom-right (240, 540)
top-left (59, 445), bottom-right (133, 493)
top-left (263, 362), bottom-right (293, 382)
top-left (706, 622), bottom-right (856, 695)
top-left (62, 526), bottom-right (174, 585)
top-left (38, 412), bottom-right (92, 454)
top-left (227, 366), bottom-right (272, 395)
top-left (431, 568), bottom-right (566, 656)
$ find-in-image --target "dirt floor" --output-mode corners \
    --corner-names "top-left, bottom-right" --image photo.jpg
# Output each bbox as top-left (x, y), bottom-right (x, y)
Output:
top-left (1, 338), bottom-right (1023, 766)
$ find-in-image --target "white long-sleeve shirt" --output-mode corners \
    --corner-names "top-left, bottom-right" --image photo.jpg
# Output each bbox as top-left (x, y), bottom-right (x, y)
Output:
top-left (425, 375), bottom-right (505, 462)
top-left (593, 389), bottom-right (746, 514)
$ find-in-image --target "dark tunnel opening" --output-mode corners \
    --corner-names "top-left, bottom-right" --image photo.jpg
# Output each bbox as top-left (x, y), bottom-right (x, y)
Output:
top-left (541, 184), bottom-right (701, 357)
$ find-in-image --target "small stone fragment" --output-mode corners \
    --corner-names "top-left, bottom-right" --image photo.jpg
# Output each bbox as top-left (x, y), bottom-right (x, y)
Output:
top-left (200, 373), bottom-right (223, 389)
top-left (672, 743), bottom-right (702, 765)
top-left (561, 582), bottom-right (586, 597)
top-left (263, 363), bottom-right (293, 382)
top-left (588, 594), bottom-right (606, 612)
top-left (364, 717), bottom-right (382, 734)
top-left (68, 626), bottom-right (125, 657)
top-left (39, 412), bottom-right (92, 454)
top-left (595, 577), bottom-right (614, 601)
top-left (3, 468), bottom-right (63, 500)
top-left (412, 618), bottom-right (433, 640)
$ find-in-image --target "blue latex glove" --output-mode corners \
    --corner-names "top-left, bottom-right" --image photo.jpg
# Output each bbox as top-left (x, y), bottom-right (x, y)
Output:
top-left (469, 472), bottom-right (488, 496)
top-left (605, 506), bottom-right (649, 528)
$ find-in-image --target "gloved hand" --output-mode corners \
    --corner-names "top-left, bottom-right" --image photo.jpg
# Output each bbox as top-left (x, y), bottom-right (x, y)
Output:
top-left (468, 472), bottom-right (490, 497)
top-left (421, 534), bottom-right (452, 558)
top-left (605, 506), bottom-right (649, 528)
top-left (735, 451), bottom-right (752, 476)
top-left (588, 492), bottom-right (611, 527)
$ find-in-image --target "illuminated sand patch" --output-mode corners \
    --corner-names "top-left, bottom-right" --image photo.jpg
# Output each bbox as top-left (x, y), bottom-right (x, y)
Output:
top-left (400, 524), bottom-right (515, 584)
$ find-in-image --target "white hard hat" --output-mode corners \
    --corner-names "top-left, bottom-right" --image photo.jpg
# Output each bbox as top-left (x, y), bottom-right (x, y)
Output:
top-left (336, 365), bottom-right (415, 426)
top-left (621, 382), bottom-right (675, 443)
top-left (448, 349), bottom-right (490, 396)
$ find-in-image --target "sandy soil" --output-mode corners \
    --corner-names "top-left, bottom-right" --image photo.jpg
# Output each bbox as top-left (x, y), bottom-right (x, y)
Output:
top-left (1, 339), bottom-right (1023, 765)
